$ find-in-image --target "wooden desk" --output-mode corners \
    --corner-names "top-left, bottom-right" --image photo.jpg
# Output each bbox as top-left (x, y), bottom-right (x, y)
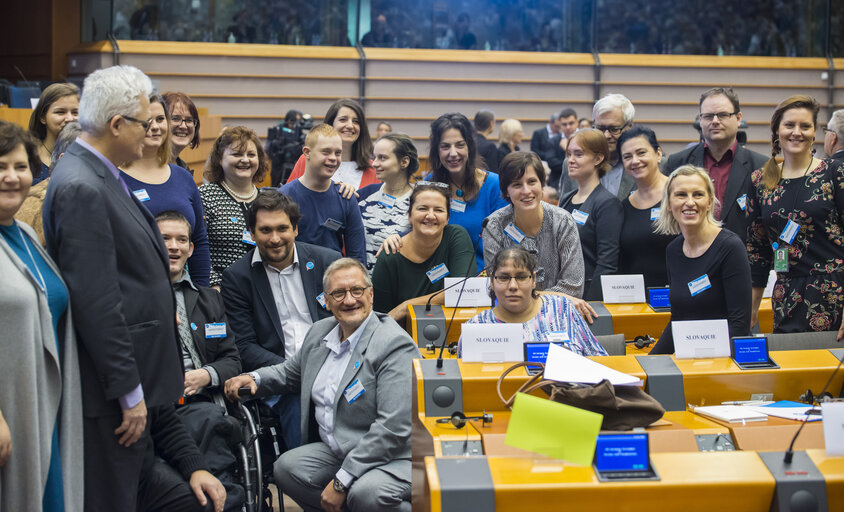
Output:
top-left (698, 414), bottom-right (825, 451)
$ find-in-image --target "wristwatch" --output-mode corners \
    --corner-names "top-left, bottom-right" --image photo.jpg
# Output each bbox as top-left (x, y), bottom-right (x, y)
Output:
top-left (333, 477), bottom-right (349, 494)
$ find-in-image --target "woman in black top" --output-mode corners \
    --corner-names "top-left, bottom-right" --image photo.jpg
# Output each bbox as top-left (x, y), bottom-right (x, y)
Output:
top-left (560, 128), bottom-right (622, 300)
top-left (650, 165), bottom-right (752, 354)
top-left (617, 126), bottom-right (676, 287)
top-left (496, 118), bottom-right (523, 164)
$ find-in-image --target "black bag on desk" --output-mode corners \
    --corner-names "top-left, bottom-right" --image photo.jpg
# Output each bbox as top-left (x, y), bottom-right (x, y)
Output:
top-left (496, 361), bottom-right (665, 431)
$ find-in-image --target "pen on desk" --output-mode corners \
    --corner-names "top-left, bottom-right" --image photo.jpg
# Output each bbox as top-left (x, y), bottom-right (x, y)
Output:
top-left (720, 400), bottom-right (773, 406)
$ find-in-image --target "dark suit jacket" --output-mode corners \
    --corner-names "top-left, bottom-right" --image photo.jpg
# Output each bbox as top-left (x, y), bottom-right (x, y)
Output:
top-left (221, 241), bottom-right (341, 371)
top-left (475, 133), bottom-right (499, 173)
top-left (43, 141), bottom-right (183, 417)
top-left (830, 149), bottom-right (844, 165)
top-left (182, 285), bottom-right (241, 389)
top-left (664, 143), bottom-right (768, 243)
top-left (530, 127), bottom-right (564, 179)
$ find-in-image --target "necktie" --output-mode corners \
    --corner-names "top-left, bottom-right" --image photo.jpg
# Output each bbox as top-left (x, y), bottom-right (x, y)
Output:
top-left (176, 286), bottom-right (203, 370)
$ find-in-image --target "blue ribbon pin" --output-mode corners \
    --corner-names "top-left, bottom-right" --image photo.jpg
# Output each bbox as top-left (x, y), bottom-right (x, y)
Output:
top-left (306, 261), bottom-right (315, 271)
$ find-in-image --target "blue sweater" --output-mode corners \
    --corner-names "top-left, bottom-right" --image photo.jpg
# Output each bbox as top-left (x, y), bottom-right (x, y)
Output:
top-left (280, 179), bottom-right (366, 264)
top-left (120, 164), bottom-right (211, 286)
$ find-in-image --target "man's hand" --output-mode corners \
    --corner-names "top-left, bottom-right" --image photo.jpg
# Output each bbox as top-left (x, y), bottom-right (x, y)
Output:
top-left (189, 469), bottom-right (226, 512)
top-left (114, 398), bottom-right (147, 447)
top-left (224, 374), bottom-right (257, 401)
top-left (0, 411), bottom-right (11, 466)
top-left (320, 480), bottom-right (346, 512)
top-left (184, 369), bottom-right (212, 396)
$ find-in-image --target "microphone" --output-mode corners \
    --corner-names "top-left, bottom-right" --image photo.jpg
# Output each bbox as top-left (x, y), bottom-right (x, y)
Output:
top-left (782, 350), bottom-right (843, 463)
top-left (436, 255), bottom-right (484, 368)
top-left (425, 218), bottom-right (492, 312)
top-left (435, 410), bottom-right (493, 429)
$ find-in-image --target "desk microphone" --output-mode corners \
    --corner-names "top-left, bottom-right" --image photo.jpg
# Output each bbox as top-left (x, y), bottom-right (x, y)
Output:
top-left (435, 256), bottom-right (485, 368)
top-left (435, 410), bottom-right (493, 429)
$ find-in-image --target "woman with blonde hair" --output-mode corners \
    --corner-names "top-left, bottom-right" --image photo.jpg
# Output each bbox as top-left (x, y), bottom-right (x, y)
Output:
top-left (496, 118), bottom-right (524, 164)
top-left (650, 164), bottom-right (752, 354)
top-left (747, 95), bottom-right (844, 338)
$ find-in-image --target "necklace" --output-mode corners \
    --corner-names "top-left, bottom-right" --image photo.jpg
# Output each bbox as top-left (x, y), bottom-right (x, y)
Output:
top-left (41, 141), bottom-right (53, 157)
top-left (16, 224), bottom-right (48, 296)
top-left (782, 156), bottom-right (814, 178)
top-left (222, 180), bottom-right (257, 201)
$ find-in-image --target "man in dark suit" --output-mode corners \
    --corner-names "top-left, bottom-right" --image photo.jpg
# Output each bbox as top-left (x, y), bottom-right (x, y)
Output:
top-left (225, 258), bottom-right (421, 512)
top-left (473, 109), bottom-right (499, 172)
top-left (222, 189), bottom-right (341, 449)
top-left (664, 88), bottom-right (768, 243)
top-left (42, 65), bottom-right (221, 511)
top-left (823, 109), bottom-right (844, 164)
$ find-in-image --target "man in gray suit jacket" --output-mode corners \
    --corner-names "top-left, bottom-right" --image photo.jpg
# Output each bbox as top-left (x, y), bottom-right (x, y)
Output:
top-left (664, 88), bottom-right (768, 244)
top-left (226, 258), bottom-right (421, 512)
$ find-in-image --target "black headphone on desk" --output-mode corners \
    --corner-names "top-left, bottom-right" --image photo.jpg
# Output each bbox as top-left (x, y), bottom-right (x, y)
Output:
top-left (435, 411), bottom-right (493, 429)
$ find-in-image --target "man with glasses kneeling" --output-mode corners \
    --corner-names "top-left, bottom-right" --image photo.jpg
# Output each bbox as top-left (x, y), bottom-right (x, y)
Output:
top-left (225, 258), bottom-right (421, 512)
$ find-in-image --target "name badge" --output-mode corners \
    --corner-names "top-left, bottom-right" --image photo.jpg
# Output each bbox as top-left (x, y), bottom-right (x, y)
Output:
top-left (426, 263), bottom-right (450, 283)
top-left (316, 292), bottom-right (327, 309)
top-left (571, 209), bottom-right (589, 225)
top-left (343, 378), bottom-right (365, 404)
top-left (230, 216), bottom-right (239, 223)
top-left (504, 222), bottom-right (526, 244)
top-left (779, 219), bottom-right (800, 245)
top-left (650, 207), bottom-right (661, 221)
top-left (242, 229), bottom-right (256, 246)
top-left (323, 218), bottom-right (343, 231)
top-left (205, 322), bottom-right (226, 338)
top-left (451, 200), bottom-right (467, 213)
top-left (737, 194), bottom-right (747, 211)
top-left (133, 188), bottom-right (151, 202)
top-left (774, 245), bottom-right (789, 272)
top-left (687, 274), bottom-right (712, 296)
top-left (378, 193), bottom-right (397, 208)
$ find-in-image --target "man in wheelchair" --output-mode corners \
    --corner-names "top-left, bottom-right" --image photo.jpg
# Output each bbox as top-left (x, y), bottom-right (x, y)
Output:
top-left (226, 258), bottom-right (421, 512)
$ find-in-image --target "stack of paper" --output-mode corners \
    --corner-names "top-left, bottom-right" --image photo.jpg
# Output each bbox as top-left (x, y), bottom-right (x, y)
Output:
top-left (544, 343), bottom-right (643, 386)
top-left (693, 405), bottom-right (768, 423)
top-left (748, 401), bottom-right (822, 422)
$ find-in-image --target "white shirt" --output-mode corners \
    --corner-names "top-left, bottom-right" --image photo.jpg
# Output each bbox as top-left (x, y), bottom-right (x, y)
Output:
top-left (331, 161), bottom-right (363, 189)
top-left (252, 245), bottom-right (312, 359)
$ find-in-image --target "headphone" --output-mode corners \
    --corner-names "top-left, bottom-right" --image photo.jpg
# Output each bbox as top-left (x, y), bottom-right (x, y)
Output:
top-left (633, 335), bottom-right (655, 349)
top-left (436, 411), bottom-right (493, 429)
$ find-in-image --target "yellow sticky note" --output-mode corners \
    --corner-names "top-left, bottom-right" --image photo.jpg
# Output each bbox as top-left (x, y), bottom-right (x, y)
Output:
top-left (505, 392), bottom-right (603, 466)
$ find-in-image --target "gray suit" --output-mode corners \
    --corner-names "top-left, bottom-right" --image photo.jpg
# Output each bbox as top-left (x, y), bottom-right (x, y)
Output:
top-left (254, 312), bottom-right (421, 511)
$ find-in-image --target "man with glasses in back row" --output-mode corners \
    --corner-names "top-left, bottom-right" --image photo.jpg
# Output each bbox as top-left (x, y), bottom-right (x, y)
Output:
top-left (665, 87), bottom-right (767, 243)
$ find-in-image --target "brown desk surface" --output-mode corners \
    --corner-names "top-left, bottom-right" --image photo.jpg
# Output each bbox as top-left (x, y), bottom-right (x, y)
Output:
top-left (693, 412), bottom-right (825, 450)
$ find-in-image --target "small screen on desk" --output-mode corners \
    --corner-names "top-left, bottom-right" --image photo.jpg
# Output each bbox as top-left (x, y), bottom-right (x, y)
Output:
top-left (733, 336), bottom-right (768, 363)
top-left (594, 434), bottom-right (650, 472)
top-left (523, 342), bottom-right (564, 364)
top-left (647, 287), bottom-right (670, 309)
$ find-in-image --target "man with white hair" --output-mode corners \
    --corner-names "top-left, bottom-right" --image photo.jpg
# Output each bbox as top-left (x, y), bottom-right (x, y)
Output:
top-left (43, 65), bottom-right (224, 511)
top-left (557, 94), bottom-right (638, 199)
top-left (824, 109), bottom-right (844, 164)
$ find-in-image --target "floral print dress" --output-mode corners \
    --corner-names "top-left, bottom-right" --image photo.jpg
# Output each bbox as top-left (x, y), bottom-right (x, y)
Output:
top-left (746, 159), bottom-right (844, 333)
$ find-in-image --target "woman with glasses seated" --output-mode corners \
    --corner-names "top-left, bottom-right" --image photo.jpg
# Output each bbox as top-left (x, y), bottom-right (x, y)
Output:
top-left (459, 247), bottom-right (607, 357)
top-left (372, 183), bottom-right (475, 322)
top-left (120, 94), bottom-right (211, 286)
top-left (162, 92), bottom-right (200, 175)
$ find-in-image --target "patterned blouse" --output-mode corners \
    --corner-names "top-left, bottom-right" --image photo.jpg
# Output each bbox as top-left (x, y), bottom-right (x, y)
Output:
top-left (746, 159), bottom-right (844, 332)
top-left (199, 182), bottom-right (255, 286)
top-left (358, 184), bottom-right (412, 272)
top-left (461, 294), bottom-right (608, 357)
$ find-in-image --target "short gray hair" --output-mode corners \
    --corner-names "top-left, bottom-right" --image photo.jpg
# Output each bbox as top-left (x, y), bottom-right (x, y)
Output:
top-left (49, 122), bottom-right (83, 173)
top-left (78, 65), bottom-right (153, 135)
top-left (654, 164), bottom-right (721, 235)
top-left (322, 258), bottom-right (372, 292)
top-left (829, 109), bottom-right (844, 139)
top-left (593, 93), bottom-right (635, 125)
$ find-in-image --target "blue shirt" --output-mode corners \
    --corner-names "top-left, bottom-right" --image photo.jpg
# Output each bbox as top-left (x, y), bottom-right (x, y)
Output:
top-left (280, 179), bottom-right (366, 264)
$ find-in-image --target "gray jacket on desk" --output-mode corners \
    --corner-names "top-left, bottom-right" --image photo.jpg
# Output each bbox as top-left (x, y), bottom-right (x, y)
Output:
top-left (254, 312), bottom-right (421, 480)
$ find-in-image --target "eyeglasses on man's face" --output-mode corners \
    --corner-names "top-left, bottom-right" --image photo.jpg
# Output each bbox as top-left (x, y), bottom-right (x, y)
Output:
top-left (327, 285), bottom-right (371, 301)
top-left (594, 122), bottom-right (629, 136)
top-left (699, 112), bottom-right (738, 123)
top-left (121, 114), bottom-right (152, 131)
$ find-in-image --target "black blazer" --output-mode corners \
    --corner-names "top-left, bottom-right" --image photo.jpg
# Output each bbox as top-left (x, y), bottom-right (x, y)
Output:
top-left (221, 241), bottom-right (341, 371)
top-left (43, 141), bottom-right (183, 417)
top-left (182, 285), bottom-right (241, 389)
top-left (560, 184), bottom-right (623, 301)
top-left (475, 133), bottom-right (499, 173)
top-left (664, 143), bottom-right (768, 244)
top-left (530, 127), bottom-right (564, 177)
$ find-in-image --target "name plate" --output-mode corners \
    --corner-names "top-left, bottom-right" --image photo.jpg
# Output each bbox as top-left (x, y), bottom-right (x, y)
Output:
top-left (672, 319), bottom-right (730, 359)
top-left (461, 323), bottom-right (523, 363)
top-left (600, 274), bottom-right (645, 303)
top-left (444, 277), bottom-right (492, 307)
top-left (821, 401), bottom-right (844, 456)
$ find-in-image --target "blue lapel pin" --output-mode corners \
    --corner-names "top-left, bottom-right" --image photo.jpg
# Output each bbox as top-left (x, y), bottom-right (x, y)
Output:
top-left (190, 322), bottom-right (197, 331)
top-left (354, 361), bottom-right (360, 370)
top-left (306, 261), bottom-right (315, 271)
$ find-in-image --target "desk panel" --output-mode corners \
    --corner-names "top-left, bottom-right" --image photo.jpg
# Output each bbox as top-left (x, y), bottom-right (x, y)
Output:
top-left (808, 449), bottom-right (844, 511)
top-left (698, 414), bottom-right (825, 451)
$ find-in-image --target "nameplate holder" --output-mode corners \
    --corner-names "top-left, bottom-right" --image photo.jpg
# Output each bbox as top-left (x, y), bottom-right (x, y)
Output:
top-left (600, 274), bottom-right (646, 304)
top-left (672, 319), bottom-right (730, 359)
top-left (822, 401), bottom-right (844, 456)
top-left (444, 277), bottom-right (492, 307)
top-left (461, 323), bottom-right (523, 363)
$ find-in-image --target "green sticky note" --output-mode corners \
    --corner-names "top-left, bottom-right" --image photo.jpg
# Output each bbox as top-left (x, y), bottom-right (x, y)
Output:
top-left (505, 392), bottom-right (603, 466)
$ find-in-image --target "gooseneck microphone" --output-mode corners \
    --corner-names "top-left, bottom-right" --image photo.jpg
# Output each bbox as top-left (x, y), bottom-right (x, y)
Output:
top-left (436, 255), bottom-right (483, 368)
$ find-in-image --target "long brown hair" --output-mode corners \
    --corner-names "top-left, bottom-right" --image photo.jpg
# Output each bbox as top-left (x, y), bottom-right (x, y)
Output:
top-left (324, 99), bottom-right (372, 171)
top-left (761, 95), bottom-right (819, 191)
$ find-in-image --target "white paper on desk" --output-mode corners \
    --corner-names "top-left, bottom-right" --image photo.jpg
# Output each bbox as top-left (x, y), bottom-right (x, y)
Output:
top-left (821, 402), bottom-right (844, 455)
top-left (444, 277), bottom-right (492, 307)
top-left (543, 343), bottom-right (642, 386)
top-left (600, 274), bottom-right (645, 303)
top-left (747, 402), bottom-right (822, 422)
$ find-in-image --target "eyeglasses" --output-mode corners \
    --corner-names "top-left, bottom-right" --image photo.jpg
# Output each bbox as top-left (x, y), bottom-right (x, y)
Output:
top-left (492, 274), bottom-right (532, 285)
top-left (594, 122), bottom-right (630, 136)
top-left (420, 181), bottom-right (450, 189)
top-left (822, 127), bottom-right (835, 135)
top-left (171, 115), bottom-right (196, 127)
top-left (699, 112), bottom-right (738, 122)
top-left (121, 115), bottom-right (152, 131)
top-left (327, 285), bottom-right (371, 301)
